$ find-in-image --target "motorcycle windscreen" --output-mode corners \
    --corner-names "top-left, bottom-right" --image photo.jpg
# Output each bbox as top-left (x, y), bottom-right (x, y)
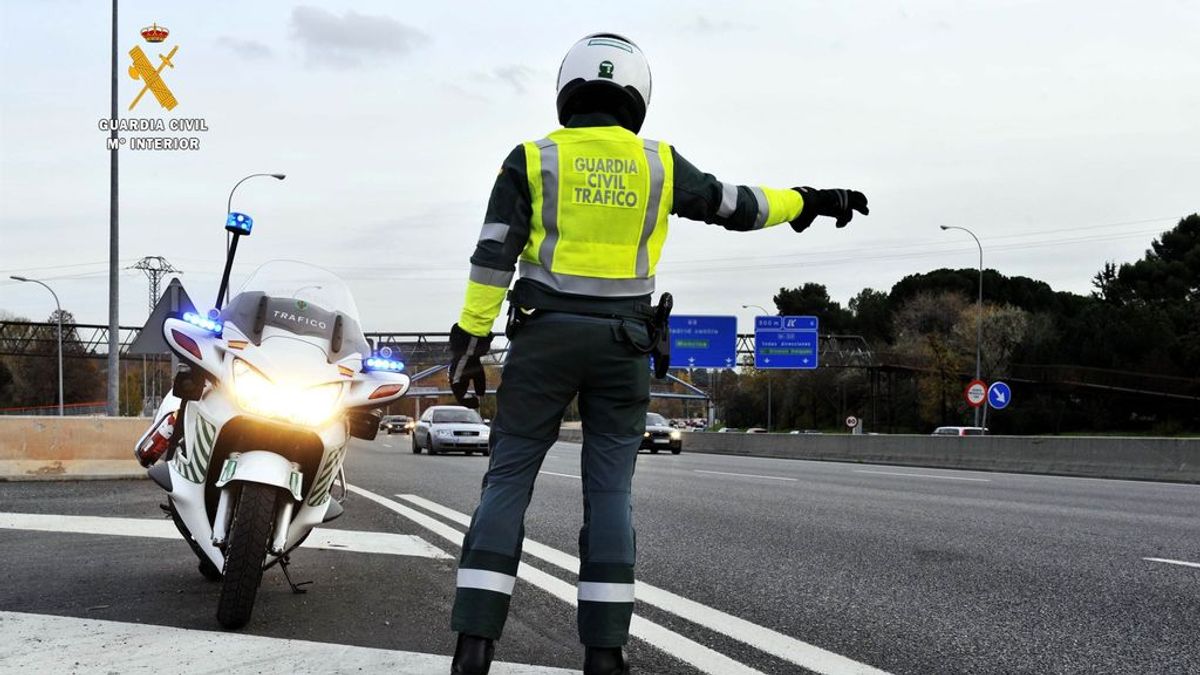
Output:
top-left (219, 261), bottom-right (370, 362)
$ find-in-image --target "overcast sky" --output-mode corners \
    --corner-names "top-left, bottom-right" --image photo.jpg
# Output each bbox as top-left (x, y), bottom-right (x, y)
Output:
top-left (2, 0), bottom-right (1197, 332)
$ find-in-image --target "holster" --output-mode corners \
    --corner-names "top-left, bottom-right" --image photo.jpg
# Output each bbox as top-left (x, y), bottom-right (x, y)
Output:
top-left (649, 293), bottom-right (673, 379)
top-left (618, 293), bottom-right (672, 379)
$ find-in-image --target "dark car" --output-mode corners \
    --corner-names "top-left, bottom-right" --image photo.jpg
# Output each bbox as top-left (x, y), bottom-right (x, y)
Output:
top-left (412, 406), bottom-right (491, 456)
top-left (380, 415), bottom-right (412, 435)
top-left (641, 412), bottom-right (682, 454)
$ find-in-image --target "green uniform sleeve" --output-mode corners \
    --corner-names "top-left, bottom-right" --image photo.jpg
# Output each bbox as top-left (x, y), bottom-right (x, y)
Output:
top-left (458, 146), bottom-right (533, 336)
top-left (668, 147), bottom-right (804, 231)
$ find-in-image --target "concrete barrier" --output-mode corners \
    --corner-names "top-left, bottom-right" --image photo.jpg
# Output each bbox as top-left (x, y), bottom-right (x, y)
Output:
top-left (0, 416), bottom-right (146, 480)
top-left (556, 428), bottom-right (1200, 483)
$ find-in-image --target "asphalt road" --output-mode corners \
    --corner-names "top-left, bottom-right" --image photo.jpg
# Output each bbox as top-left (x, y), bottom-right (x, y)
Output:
top-left (3, 434), bottom-right (1200, 674)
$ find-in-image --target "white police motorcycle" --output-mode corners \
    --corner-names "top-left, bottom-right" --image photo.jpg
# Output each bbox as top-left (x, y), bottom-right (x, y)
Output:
top-left (134, 213), bottom-right (409, 629)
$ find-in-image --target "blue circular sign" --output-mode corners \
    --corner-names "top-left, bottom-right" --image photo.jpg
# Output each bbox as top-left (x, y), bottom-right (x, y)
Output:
top-left (988, 381), bottom-right (1012, 410)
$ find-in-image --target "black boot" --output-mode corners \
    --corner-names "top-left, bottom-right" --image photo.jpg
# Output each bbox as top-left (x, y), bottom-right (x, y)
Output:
top-left (584, 646), bottom-right (628, 675)
top-left (451, 633), bottom-right (494, 675)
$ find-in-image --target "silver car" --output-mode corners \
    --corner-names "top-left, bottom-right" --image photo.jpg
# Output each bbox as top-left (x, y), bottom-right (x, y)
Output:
top-left (412, 405), bottom-right (491, 456)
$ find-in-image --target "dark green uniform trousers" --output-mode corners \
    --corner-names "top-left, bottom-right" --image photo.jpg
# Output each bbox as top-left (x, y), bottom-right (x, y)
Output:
top-left (451, 312), bottom-right (650, 647)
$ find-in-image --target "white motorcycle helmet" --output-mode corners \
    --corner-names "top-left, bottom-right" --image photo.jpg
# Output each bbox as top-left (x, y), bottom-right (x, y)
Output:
top-left (556, 33), bottom-right (652, 133)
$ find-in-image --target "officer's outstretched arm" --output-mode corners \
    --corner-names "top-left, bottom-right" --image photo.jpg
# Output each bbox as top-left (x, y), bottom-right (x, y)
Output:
top-left (457, 145), bottom-right (533, 337)
top-left (669, 148), bottom-right (868, 233)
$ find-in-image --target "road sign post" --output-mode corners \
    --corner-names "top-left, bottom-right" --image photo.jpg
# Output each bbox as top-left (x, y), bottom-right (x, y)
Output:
top-left (754, 316), bottom-right (819, 369)
top-left (983, 381), bottom-right (1011, 431)
top-left (668, 315), bottom-right (737, 370)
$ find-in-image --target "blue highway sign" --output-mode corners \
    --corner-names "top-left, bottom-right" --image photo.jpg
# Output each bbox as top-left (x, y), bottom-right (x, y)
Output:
top-left (669, 315), bottom-right (738, 369)
top-left (988, 381), bottom-right (1012, 410)
top-left (754, 315), bottom-right (819, 369)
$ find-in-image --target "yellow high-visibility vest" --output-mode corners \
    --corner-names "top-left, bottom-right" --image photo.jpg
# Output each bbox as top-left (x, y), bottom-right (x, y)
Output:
top-left (520, 126), bottom-right (674, 297)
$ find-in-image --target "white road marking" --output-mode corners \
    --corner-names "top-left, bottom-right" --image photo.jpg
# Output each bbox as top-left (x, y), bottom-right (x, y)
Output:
top-left (538, 470), bottom-right (581, 480)
top-left (393, 492), bottom-right (890, 675)
top-left (346, 486), bottom-right (767, 675)
top-left (0, 512), bottom-right (451, 559)
top-left (1144, 557), bottom-right (1200, 569)
top-left (383, 443), bottom-right (394, 448)
top-left (694, 469), bottom-right (797, 482)
top-left (0, 610), bottom-right (572, 674)
top-left (854, 469), bottom-right (991, 482)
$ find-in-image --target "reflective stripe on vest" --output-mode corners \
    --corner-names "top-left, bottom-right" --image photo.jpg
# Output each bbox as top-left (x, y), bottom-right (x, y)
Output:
top-left (521, 127), bottom-right (673, 297)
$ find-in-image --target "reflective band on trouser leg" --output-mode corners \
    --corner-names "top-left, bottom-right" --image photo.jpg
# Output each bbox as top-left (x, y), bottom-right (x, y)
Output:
top-left (635, 139), bottom-right (666, 278)
top-left (535, 138), bottom-right (560, 271)
top-left (458, 568), bottom-right (517, 595)
top-left (578, 581), bottom-right (636, 602)
top-left (577, 563), bottom-right (636, 647)
top-left (452, 547), bottom-right (522, 640)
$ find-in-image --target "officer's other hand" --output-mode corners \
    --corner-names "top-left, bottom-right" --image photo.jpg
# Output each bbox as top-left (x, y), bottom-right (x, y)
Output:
top-left (790, 187), bottom-right (870, 232)
top-left (448, 324), bottom-right (493, 410)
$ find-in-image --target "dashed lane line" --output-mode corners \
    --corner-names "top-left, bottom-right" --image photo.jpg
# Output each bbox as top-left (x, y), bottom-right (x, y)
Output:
top-left (1144, 557), bottom-right (1200, 569)
top-left (393, 492), bottom-right (891, 675)
top-left (346, 485), bottom-right (765, 675)
top-left (0, 610), bottom-right (572, 674)
top-left (853, 469), bottom-right (991, 482)
top-left (0, 512), bottom-right (451, 559)
top-left (693, 469), bottom-right (797, 482)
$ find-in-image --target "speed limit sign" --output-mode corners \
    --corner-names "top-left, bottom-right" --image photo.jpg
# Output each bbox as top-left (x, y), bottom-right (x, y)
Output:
top-left (964, 379), bottom-right (987, 408)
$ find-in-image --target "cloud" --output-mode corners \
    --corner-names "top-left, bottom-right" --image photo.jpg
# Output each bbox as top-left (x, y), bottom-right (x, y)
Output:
top-left (216, 36), bottom-right (273, 60)
top-left (689, 16), bottom-right (754, 34)
top-left (289, 6), bottom-right (430, 68)
top-left (471, 65), bottom-right (539, 94)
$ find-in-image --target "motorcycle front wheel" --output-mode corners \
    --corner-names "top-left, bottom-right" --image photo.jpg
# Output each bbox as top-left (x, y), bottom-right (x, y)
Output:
top-left (216, 483), bottom-right (278, 629)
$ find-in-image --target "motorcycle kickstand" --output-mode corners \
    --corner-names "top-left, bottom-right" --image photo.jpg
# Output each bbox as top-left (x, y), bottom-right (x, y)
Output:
top-left (277, 555), bottom-right (312, 594)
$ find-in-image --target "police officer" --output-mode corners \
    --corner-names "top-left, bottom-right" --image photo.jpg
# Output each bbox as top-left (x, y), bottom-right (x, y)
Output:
top-left (446, 33), bottom-right (868, 675)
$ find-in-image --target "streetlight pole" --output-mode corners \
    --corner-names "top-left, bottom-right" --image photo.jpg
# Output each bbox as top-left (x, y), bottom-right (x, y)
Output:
top-left (940, 225), bottom-right (984, 427)
top-left (107, 0), bottom-right (119, 417)
top-left (742, 304), bottom-right (772, 431)
top-left (12, 276), bottom-right (63, 416)
top-left (223, 173), bottom-right (286, 303)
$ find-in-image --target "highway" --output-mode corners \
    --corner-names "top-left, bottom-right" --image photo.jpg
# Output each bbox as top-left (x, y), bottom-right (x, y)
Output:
top-left (2, 436), bottom-right (1199, 673)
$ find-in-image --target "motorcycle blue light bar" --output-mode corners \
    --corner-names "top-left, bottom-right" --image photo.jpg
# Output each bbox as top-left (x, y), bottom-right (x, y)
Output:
top-left (182, 311), bottom-right (223, 335)
top-left (365, 357), bottom-right (405, 372)
top-left (225, 212), bottom-right (253, 235)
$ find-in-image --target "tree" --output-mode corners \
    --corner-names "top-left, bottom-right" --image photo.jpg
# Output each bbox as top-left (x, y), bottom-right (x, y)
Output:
top-left (4, 309), bottom-right (103, 409)
top-left (772, 283), bottom-right (853, 331)
top-left (893, 291), bottom-right (969, 426)
top-left (954, 304), bottom-right (1030, 380)
top-left (848, 288), bottom-right (892, 344)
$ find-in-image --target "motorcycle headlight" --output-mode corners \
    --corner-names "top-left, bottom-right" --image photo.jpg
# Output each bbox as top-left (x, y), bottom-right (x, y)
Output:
top-left (232, 359), bottom-right (343, 427)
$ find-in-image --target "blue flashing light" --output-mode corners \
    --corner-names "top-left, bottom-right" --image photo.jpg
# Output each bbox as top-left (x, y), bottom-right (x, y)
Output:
top-left (225, 212), bottom-right (254, 235)
top-left (182, 311), bottom-right (224, 335)
top-left (365, 357), bottom-right (405, 372)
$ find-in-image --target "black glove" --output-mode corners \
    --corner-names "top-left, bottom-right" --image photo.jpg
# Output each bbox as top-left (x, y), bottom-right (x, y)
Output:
top-left (789, 187), bottom-right (870, 232)
top-left (448, 324), bottom-right (493, 410)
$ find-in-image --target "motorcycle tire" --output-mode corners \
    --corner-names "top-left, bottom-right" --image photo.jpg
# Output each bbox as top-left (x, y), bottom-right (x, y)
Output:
top-left (216, 483), bottom-right (278, 629)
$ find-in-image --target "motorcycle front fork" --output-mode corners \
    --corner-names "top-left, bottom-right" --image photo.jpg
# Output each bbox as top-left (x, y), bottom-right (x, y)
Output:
top-left (210, 485), bottom-right (294, 555)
